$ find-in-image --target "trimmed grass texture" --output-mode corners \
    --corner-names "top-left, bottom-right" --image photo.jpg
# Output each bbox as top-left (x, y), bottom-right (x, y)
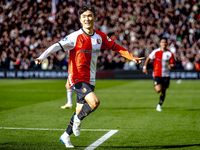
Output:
top-left (0, 79), bottom-right (200, 150)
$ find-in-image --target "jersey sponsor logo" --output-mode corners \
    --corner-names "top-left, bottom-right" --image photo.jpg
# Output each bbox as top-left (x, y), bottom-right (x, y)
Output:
top-left (97, 39), bottom-right (101, 44)
top-left (62, 37), bottom-right (68, 41)
top-left (157, 58), bottom-right (162, 61)
top-left (79, 49), bottom-right (99, 53)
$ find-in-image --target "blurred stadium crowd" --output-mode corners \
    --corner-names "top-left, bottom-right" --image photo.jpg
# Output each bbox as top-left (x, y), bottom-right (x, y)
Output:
top-left (0, 0), bottom-right (200, 71)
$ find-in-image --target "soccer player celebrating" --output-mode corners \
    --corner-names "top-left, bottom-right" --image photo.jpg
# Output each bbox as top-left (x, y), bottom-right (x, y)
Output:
top-left (35, 6), bottom-right (144, 148)
top-left (142, 37), bottom-right (176, 112)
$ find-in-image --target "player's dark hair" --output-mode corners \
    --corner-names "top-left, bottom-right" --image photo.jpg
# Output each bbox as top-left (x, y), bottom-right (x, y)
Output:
top-left (78, 6), bottom-right (96, 17)
top-left (160, 37), bottom-right (168, 43)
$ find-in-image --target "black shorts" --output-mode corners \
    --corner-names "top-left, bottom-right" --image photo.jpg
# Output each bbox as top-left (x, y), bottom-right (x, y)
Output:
top-left (153, 77), bottom-right (170, 88)
top-left (71, 82), bottom-right (95, 104)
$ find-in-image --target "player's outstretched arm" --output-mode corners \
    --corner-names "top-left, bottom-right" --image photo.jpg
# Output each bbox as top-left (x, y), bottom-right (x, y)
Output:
top-left (132, 57), bottom-right (145, 65)
top-left (34, 43), bottom-right (61, 65)
top-left (111, 43), bottom-right (145, 64)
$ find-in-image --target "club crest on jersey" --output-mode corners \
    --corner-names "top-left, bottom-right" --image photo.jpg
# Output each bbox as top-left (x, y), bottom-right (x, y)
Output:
top-left (82, 88), bottom-right (87, 93)
top-left (97, 39), bottom-right (101, 44)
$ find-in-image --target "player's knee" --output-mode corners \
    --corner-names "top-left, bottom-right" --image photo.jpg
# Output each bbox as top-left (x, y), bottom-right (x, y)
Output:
top-left (155, 85), bottom-right (162, 93)
top-left (96, 99), bottom-right (100, 107)
top-left (65, 84), bottom-right (68, 89)
top-left (85, 92), bottom-right (100, 109)
top-left (89, 98), bottom-right (100, 110)
top-left (94, 100), bottom-right (100, 111)
top-left (155, 89), bottom-right (161, 93)
top-left (155, 87), bottom-right (162, 93)
top-left (92, 98), bottom-right (100, 108)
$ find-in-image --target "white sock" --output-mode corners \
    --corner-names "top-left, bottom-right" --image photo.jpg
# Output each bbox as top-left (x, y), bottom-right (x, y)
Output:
top-left (67, 89), bottom-right (73, 104)
top-left (63, 131), bottom-right (69, 137)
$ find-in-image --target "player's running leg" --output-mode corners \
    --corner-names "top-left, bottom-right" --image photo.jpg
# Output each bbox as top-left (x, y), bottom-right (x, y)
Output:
top-left (156, 77), bottom-right (170, 111)
top-left (61, 81), bottom-right (73, 109)
top-left (60, 113), bottom-right (75, 148)
top-left (154, 82), bottom-right (162, 111)
top-left (61, 89), bottom-right (73, 109)
top-left (73, 92), bottom-right (100, 136)
top-left (156, 87), bottom-right (167, 111)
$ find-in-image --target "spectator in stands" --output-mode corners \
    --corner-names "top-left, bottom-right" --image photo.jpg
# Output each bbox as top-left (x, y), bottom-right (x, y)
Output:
top-left (0, 0), bottom-right (199, 71)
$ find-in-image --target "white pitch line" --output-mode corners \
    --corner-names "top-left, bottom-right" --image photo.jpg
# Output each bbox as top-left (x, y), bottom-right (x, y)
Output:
top-left (0, 127), bottom-right (118, 149)
top-left (0, 127), bottom-right (111, 131)
top-left (84, 130), bottom-right (118, 150)
top-left (0, 127), bottom-right (65, 131)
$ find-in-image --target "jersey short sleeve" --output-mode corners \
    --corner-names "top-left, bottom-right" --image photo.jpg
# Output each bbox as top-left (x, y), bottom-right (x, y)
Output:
top-left (149, 48), bottom-right (160, 60)
top-left (97, 30), bottom-right (115, 50)
top-left (58, 31), bottom-right (79, 51)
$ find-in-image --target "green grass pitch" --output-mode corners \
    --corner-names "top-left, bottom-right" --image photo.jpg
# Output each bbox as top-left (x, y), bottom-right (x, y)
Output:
top-left (0, 79), bottom-right (200, 150)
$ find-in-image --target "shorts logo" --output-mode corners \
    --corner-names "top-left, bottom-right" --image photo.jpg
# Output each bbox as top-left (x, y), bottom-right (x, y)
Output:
top-left (154, 81), bottom-right (157, 85)
top-left (82, 88), bottom-right (87, 93)
top-left (97, 39), bottom-right (101, 44)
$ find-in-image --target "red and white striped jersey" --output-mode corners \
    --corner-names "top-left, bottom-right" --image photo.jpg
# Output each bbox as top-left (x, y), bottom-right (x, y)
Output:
top-left (149, 48), bottom-right (175, 77)
top-left (59, 29), bottom-right (136, 87)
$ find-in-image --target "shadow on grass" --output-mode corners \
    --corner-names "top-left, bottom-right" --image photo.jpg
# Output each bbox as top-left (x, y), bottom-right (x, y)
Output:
top-left (162, 107), bottom-right (200, 111)
top-left (185, 109), bottom-right (200, 111)
top-left (102, 107), bottom-right (156, 110)
top-left (103, 107), bottom-right (200, 111)
top-left (98, 144), bottom-right (200, 149)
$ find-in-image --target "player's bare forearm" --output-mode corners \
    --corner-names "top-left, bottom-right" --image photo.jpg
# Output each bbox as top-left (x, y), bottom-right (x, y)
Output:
top-left (133, 57), bottom-right (145, 65)
top-left (142, 57), bottom-right (150, 74)
top-left (112, 44), bottom-right (145, 64)
top-left (143, 57), bottom-right (150, 67)
top-left (34, 43), bottom-right (61, 65)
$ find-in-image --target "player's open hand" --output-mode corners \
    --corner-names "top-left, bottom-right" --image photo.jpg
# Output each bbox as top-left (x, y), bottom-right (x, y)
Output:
top-left (34, 59), bottom-right (43, 65)
top-left (133, 57), bottom-right (145, 65)
top-left (142, 67), bottom-right (148, 74)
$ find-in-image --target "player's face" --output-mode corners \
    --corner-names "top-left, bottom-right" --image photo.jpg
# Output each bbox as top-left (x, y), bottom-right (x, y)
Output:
top-left (80, 10), bottom-right (95, 33)
top-left (160, 39), bottom-right (168, 51)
